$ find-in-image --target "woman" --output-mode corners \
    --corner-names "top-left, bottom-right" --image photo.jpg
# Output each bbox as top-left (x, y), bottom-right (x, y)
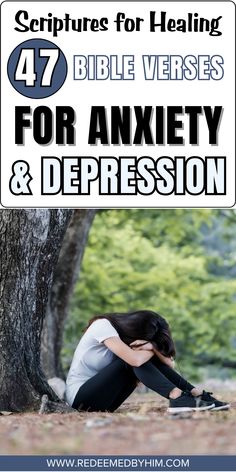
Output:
top-left (66, 310), bottom-right (230, 413)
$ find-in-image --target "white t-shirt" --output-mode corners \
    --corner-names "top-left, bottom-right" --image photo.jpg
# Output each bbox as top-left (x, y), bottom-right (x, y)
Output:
top-left (65, 318), bottom-right (119, 406)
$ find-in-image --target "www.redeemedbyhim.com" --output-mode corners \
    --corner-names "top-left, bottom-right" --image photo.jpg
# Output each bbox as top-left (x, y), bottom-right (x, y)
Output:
top-left (46, 457), bottom-right (190, 469)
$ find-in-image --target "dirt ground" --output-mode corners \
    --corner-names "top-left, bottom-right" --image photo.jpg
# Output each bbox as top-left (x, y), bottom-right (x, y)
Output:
top-left (0, 391), bottom-right (235, 455)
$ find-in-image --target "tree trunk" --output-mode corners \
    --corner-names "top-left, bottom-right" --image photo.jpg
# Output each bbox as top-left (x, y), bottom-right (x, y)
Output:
top-left (41, 209), bottom-right (96, 379)
top-left (0, 209), bottom-right (72, 412)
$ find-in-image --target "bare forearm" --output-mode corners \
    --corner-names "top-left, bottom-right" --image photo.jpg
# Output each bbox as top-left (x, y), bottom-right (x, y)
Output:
top-left (135, 350), bottom-right (154, 366)
top-left (153, 348), bottom-right (175, 368)
top-left (104, 337), bottom-right (154, 367)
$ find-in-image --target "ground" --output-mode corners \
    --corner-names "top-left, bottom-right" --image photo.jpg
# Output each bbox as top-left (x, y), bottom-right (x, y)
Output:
top-left (0, 391), bottom-right (235, 455)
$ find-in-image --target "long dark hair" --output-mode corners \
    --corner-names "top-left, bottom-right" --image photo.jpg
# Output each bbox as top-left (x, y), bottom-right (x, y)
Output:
top-left (85, 310), bottom-right (176, 358)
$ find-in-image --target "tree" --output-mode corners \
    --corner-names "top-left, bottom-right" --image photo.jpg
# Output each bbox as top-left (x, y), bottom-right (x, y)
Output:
top-left (41, 209), bottom-right (96, 379)
top-left (0, 209), bottom-right (72, 412)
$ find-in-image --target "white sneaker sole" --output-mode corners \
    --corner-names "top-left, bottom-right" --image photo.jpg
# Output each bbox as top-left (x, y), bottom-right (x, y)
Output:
top-left (168, 403), bottom-right (215, 414)
top-left (211, 404), bottom-right (231, 411)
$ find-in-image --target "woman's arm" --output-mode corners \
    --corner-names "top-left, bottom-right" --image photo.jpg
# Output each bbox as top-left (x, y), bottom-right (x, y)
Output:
top-left (130, 340), bottom-right (175, 368)
top-left (153, 348), bottom-right (175, 368)
top-left (103, 337), bottom-right (154, 367)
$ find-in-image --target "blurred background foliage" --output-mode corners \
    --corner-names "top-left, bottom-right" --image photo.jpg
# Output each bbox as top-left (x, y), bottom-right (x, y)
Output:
top-left (62, 209), bottom-right (236, 381)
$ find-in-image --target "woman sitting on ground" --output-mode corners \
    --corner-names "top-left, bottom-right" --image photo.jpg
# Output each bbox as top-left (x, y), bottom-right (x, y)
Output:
top-left (66, 310), bottom-right (230, 413)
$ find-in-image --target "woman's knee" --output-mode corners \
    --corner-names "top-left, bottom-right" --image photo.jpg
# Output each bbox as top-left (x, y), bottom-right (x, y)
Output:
top-left (113, 356), bottom-right (134, 371)
top-left (132, 360), bottom-right (156, 378)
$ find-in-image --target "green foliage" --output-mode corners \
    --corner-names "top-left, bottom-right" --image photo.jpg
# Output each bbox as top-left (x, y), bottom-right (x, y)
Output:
top-left (62, 210), bottom-right (236, 379)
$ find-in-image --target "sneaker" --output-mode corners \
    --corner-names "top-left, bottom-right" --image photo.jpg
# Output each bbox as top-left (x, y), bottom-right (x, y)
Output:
top-left (168, 391), bottom-right (215, 414)
top-left (200, 391), bottom-right (231, 411)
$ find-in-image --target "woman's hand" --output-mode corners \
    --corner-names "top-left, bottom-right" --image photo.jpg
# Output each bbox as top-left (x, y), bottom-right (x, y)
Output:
top-left (130, 340), bottom-right (153, 351)
top-left (153, 348), bottom-right (175, 368)
top-left (163, 357), bottom-right (175, 369)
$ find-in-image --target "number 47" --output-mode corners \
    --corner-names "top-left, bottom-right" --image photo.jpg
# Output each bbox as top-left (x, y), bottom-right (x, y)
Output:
top-left (15, 48), bottom-right (59, 86)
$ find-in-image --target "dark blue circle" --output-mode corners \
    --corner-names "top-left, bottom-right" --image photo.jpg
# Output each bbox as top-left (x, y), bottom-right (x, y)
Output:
top-left (7, 38), bottom-right (67, 99)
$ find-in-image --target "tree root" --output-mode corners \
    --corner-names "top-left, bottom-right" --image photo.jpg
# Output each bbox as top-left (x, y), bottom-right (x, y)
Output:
top-left (39, 394), bottom-right (76, 414)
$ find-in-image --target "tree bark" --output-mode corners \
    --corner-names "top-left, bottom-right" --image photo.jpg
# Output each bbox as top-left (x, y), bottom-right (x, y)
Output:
top-left (0, 209), bottom-right (72, 412)
top-left (41, 209), bottom-right (96, 379)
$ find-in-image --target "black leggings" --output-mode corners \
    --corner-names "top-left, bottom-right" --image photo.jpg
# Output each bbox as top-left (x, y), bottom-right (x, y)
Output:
top-left (72, 356), bottom-right (194, 412)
